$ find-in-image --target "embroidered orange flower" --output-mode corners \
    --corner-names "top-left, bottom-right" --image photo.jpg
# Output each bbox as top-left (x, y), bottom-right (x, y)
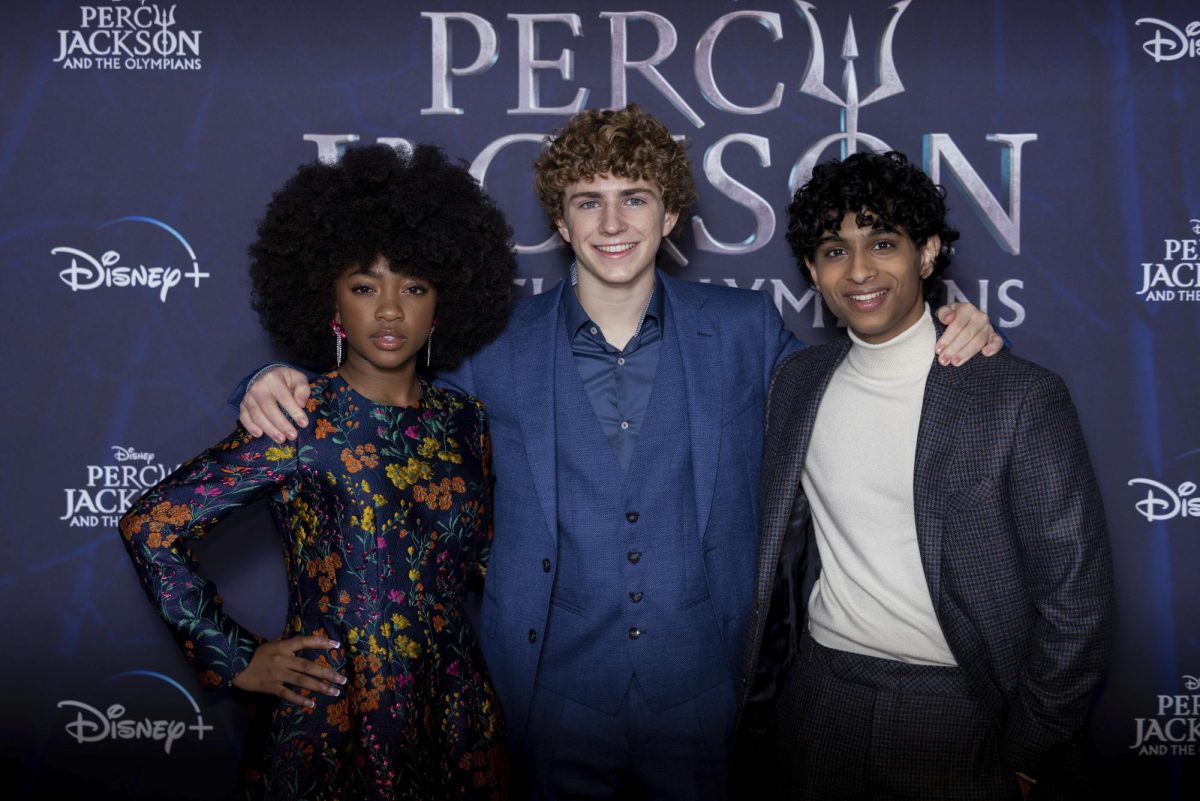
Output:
top-left (326, 699), bottom-right (351, 732)
top-left (150, 501), bottom-right (191, 526)
top-left (314, 418), bottom-right (336, 439)
top-left (340, 448), bottom-right (363, 473)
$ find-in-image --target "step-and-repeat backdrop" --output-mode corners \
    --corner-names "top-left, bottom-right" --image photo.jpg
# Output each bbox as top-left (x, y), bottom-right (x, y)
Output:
top-left (2, 1), bottom-right (1197, 797)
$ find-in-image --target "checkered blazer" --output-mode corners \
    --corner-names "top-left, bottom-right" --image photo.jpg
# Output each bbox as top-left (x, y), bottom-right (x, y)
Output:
top-left (736, 320), bottom-right (1114, 788)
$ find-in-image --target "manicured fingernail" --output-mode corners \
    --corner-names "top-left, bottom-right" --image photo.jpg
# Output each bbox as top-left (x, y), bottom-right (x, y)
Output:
top-left (939, 355), bottom-right (949, 365)
top-left (328, 640), bottom-right (341, 649)
top-left (306, 700), bottom-right (316, 708)
top-left (953, 355), bottom-right (963, 365)
top-left (327, 687), bottom-right (340, 697)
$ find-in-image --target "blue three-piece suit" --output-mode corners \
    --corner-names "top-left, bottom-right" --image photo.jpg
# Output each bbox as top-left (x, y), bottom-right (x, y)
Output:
top-left (441, 272), bottom-right (797, 796)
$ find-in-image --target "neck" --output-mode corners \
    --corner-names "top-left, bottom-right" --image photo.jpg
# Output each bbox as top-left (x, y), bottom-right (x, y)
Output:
top-left (337, 359), bottom-right (422, 406)
top-left (844, 305), bottom-right (936, 383)
top-left (574, 268), bottom-right (656, 350)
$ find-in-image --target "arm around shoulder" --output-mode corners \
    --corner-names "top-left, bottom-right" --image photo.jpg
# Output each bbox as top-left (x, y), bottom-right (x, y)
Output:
top-left (234, 363), bottom-right (317, 442)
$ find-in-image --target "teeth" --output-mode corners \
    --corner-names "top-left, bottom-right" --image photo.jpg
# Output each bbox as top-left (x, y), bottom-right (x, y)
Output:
top-left (850, 290), bottom-right (885, 302)
top-left (596, 243), bottom-right (636, 254)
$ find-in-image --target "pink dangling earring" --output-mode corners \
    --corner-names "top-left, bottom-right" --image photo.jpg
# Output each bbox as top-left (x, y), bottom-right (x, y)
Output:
top-left (425, 320), bottom-right (437, 368)
top-left (330, 319), bottom-right (346, 366)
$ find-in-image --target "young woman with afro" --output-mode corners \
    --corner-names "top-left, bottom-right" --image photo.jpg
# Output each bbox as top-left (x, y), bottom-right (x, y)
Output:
top-left (120, 143), bottom-right (516, 800)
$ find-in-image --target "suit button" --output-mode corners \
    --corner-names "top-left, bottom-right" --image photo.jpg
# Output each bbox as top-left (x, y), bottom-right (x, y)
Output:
top-left (542, 558), bottom-right (552, 573)
top-left (627, 551), bottom-right (641, 564)
top-left (625, 511), bottom-right (639, 523)
top-left (628, 627), bottom-right (641, 640)
top-left (629, 592), bottom-right (643, 603)
top-left (528, 629), bottom-right (537, 644)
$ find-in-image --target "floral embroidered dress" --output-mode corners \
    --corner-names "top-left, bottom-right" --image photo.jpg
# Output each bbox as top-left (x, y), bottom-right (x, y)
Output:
top-left (120, 375), bottom-right (507, 800)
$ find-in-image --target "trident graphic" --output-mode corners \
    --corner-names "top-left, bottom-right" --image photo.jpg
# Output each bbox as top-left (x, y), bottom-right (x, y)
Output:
top-left (789, 0), bottom-right (911, 190)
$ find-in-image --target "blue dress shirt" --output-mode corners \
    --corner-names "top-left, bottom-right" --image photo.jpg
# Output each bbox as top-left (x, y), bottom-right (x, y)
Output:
top-left (562, 264), bottom-right (663, 471)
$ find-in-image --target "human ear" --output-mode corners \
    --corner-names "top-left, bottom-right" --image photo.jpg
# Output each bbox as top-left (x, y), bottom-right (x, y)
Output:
top-left (554, 215), bottom-right (571, 243)
top-left (661, 209), bottom-right (680, 237)
top-left (920, 234), bottom-right (941, 278)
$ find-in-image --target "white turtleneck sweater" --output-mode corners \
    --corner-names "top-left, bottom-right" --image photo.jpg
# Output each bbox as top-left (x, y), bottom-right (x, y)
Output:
top-left (803, 307), bottom-right (958, 666)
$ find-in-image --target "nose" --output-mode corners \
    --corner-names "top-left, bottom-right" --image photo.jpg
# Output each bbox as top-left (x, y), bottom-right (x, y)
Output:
top-left (847, 250), bottom-right (877, 283)
top-left (599, 203), bottom-right (626, 236)
top-left (376, 291), bottom-right (404, 321)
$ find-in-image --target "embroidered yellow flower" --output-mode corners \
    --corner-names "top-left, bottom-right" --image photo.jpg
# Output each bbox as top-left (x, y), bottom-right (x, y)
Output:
top-left (395, 635), bottom-right (421, 659)
top-left (265, 445), bottom-right (295, 462)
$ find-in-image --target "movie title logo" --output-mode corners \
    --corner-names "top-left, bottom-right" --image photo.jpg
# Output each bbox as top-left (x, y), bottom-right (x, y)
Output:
top-left (1131, 674), bottom-right (1200, 756)
top-left (306, 0), bottom-right (1037, 278)
top-left (696, 276), bottom-right (1027, 330)
top-left (1136, 17), bottom-right (1200, 62)
top-left (1128, 478), bottom-right (1199, 523)
top-left (57, 671), bottom-right (212, 755)
top-left (53, 216), bottom-right (209, 303)
top-left (1136, 219), bottom-right (1200, 303)
top-left (55, 1), bottom-right (202, 71)
top-left (62, 445), bottom-right (179, 528)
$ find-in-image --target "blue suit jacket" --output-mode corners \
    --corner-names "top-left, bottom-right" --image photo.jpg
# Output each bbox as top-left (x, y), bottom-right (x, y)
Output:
top-left (738, 319), bottom-right (1114, 791)
top-left (441, 271), bottom-right (797, 746)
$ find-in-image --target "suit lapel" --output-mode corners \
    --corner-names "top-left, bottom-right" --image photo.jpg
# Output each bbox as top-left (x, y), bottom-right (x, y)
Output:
top-left (511, 281), bottom-right (567, 543)
top-left (913, 349), bottom-right (974, 605)
top-left (662, 275), bottom-right (723, 541)
top-left (756, 341), bottom-right (848, 603)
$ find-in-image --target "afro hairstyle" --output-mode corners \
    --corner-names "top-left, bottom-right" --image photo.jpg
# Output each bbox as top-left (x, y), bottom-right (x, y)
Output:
top-left (785, 151), bottom-right (960, 304)
top-left (249, 143), bottom-right (516, 372)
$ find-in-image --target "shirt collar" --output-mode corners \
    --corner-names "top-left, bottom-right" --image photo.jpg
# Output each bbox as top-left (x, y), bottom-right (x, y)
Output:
top-left (565, 262), bottom-right (663, 340)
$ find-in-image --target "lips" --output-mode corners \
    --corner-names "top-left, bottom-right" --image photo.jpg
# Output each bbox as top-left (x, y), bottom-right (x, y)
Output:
top-left (594, 242), bottom-right (637, 257)
top-left (845, 288), bottom-right (888, 310)
top-left (370, 330), bottom-right (407, 350)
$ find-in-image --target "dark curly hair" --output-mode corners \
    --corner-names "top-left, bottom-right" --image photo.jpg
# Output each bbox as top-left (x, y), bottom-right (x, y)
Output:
top-left (785, 151), bottom-right (959, 304)
top-left (533, 104), bottom-right (696, 234)
top-left (249, 144), bottom-right (516, 372)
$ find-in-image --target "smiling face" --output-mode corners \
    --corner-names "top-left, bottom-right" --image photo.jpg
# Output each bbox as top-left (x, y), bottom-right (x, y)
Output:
top-left (554, 174), bottom-right (679, 296)
top-left (807, 212), bottom-right (940, 344)
top-left (334, 256), bottom-right (437, 396)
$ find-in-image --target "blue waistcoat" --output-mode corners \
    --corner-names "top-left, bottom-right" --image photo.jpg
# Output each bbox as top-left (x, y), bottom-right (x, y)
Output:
top-left (535, 304), bottom-right (732, 713)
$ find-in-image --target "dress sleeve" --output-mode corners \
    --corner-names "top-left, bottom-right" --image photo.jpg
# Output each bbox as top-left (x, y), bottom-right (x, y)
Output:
top-left (118, 426), bottom-right (299, 689)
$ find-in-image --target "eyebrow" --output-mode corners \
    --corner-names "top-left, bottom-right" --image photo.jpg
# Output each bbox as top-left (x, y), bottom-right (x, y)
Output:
top-left (566, 187), bottom-right (654, 202)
